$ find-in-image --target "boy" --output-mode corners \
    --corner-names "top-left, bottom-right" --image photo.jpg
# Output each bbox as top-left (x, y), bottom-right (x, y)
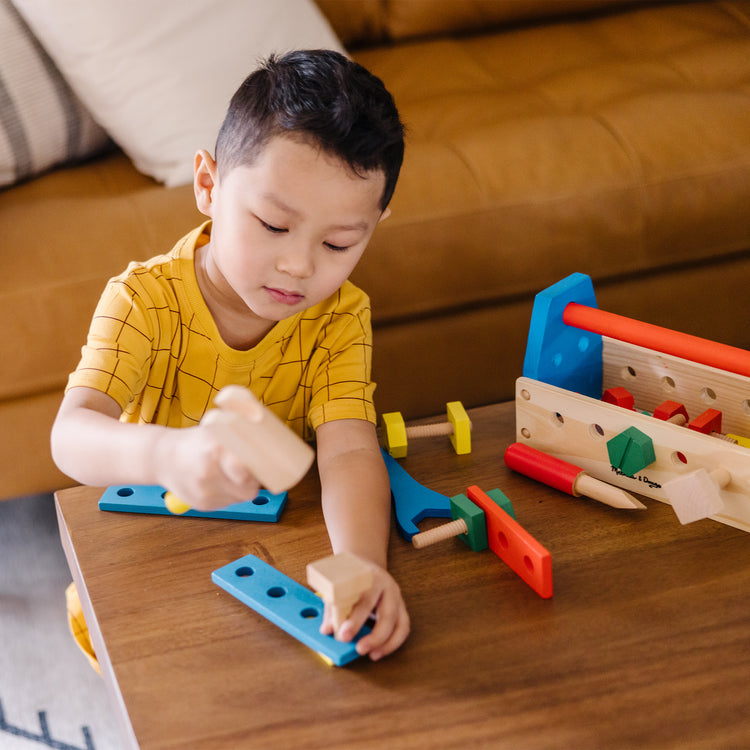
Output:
top-left (51, 50), bottom-right (409, 662)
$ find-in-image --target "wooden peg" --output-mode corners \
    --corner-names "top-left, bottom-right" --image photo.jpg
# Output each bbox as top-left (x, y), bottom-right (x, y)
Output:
top-left (602, 386), bottom-right (635, 410)
top-left (381, 401), bottom-right (471, 457)
top-left (687, 408), bottom-right (738, 443)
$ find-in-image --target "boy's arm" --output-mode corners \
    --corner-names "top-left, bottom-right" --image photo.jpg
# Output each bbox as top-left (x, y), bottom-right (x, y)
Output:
top-left (315, 418), bottom-right (410, 660)
top-left (51, 386), bottom-right (262, 509)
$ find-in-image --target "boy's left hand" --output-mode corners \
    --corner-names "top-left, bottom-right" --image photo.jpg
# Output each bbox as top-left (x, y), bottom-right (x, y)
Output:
top-left (319, 563), bottom-right (410, 661)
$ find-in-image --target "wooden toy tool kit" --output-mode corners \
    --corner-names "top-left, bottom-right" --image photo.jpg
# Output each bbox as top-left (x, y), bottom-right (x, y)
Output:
top-left (515, 273), bottom-right (750, 532)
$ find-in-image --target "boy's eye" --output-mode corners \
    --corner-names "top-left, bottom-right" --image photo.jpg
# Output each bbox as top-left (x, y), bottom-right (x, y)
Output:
top-left (260, 219), bottom-right (287, 234)
top-left (324, 242), bottom-right (350, 252)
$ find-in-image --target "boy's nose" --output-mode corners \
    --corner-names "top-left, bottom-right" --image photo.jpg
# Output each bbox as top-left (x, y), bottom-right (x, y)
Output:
top-left (276, 243), bottom-right (314, 278)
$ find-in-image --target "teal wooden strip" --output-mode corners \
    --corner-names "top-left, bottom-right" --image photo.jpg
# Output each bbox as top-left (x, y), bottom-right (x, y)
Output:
top-left (212, 554), bottom-right (367, 666)
top-left (98, 485), bottom-right (286, 522)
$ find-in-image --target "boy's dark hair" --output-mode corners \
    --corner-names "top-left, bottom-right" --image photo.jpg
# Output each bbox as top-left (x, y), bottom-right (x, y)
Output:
top-left (215, 49), bottom-right (404, 210)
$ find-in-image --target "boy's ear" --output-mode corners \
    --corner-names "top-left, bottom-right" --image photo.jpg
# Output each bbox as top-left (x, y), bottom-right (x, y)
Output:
top-left (378, 207), bottom-right (392, 223)
top-left (194, 149), bottom-right (218, 217)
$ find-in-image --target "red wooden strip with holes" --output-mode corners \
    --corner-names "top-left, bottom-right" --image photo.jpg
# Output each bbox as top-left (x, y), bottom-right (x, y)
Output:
top-left (467, 485), bottom-right (553, 599)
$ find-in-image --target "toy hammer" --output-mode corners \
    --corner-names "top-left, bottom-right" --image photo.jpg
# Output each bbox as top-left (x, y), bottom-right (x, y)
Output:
top-left (165, 385), bottom-right (315, 513)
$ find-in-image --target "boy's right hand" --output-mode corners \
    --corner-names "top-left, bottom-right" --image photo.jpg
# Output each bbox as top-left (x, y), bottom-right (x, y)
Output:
top-left (159, 386), bottom-right (314, 511)
top-left (157, 421), bottom-right (262, 511)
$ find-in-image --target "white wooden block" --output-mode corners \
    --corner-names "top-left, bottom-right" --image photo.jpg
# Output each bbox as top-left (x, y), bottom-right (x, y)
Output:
top-left (663, 469), bottom-right (726, 525)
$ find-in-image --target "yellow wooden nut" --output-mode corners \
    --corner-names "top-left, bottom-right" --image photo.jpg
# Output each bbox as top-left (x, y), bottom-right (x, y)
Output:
top-left (381, 411), bottom-right (408, 458)
top-left (447, 401), bottom-right (471, 455)
top-left (164, 491), bottom-right (191, 515)
top-left (727, 433), bottom-right (750, 448)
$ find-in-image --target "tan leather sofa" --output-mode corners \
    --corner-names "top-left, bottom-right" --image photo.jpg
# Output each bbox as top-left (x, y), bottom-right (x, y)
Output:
top-left (2, 0), bottom-right (750, 500)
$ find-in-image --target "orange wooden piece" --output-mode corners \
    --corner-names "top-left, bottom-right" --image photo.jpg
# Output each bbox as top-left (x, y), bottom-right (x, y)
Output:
top-left (563, 302), bottom-right (750, 378)
top-left (688, 408), bottom-right (722, 435)
top-left (466, 485), bottom-right (553, 599)
top-left (652, 400), bottom-right (689, 425)
top-left (602, 387), bottom-right (634, 410)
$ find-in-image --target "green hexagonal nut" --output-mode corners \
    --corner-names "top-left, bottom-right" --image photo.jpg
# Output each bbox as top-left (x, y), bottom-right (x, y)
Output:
top-left (450, 493), bottom-right (487, 551)
top-left (486, 488), bottom-right (515, 520)
top-left (607, 426), bottom-right (655, 477)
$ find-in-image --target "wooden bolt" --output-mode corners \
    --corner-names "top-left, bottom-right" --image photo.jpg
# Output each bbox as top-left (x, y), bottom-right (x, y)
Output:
top-left (412, 518), bottom-right (469, 549)
top-left (412, 490), bottom-right (513, 551)
top-left (687, 408), bottom-right (738, 443)
top-left (381, 401), bottom-right (471, 458)
top-left (381, 411), bottom-right (408, 458)
top-left (602, 386), bottom-right (635, 410)
top-left (606, 426), bottom-right (655, 478)
top-left (688, 408), bottom-right (723, 436)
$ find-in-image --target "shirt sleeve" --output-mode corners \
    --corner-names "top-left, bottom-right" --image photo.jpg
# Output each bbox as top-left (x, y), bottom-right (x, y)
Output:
top-left (65, 273), bottom-right (158, 412)
top-left (306, 292), bottom-right (377, 432)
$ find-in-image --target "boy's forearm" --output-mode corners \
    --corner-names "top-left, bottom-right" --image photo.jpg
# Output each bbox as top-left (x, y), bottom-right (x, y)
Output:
top-left (320, 450), bottom-right (391, 567)
top-left (317, 422), bottom-right (391, 568)
top-left (51, 390), bottom-right (171, 488)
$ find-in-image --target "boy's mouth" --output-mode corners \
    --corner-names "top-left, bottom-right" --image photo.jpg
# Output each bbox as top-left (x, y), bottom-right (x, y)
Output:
top-left (265, 286), bottom-right (305, 306)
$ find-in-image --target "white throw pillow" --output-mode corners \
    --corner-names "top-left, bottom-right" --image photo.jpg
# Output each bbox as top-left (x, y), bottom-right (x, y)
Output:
top-left (0, 0), bottom-right (110, 187)
top-left (11, 0), bottom-right (346, 186)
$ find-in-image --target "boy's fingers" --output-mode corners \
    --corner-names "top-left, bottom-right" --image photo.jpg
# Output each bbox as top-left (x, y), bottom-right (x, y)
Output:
top-left (316, 571), bottom-right (410, 660)
top-left (215, 448), bottom-right (265, 507)
top-left (358, 608), bottom-right (410, 660)
top-left (353, 607), bottom-right (393, 652)
top-left (336, 590), bottom-right (382, 642)
top-left (318, 603), bottom-right (335, 636)
top-left (353, 589), bottom-right (410, 659)
top-left (219, 449), bottom-right (255, 487)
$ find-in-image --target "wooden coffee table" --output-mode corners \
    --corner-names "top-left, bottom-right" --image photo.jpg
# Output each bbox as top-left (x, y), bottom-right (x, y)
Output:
top-left (55, 401), bottom-right (750, 750)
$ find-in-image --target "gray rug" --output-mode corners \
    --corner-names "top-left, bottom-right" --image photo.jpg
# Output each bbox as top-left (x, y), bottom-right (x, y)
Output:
top-left (0, 493), bottom-right (122, 750)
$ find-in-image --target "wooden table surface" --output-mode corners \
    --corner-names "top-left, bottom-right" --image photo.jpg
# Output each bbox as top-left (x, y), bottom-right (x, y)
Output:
top-left (55, 401), bottom-right (750, 750)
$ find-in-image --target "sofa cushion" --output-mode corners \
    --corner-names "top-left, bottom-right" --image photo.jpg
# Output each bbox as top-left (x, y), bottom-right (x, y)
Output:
top-left (317, 0), bottom-right (648, 47)
top-left (11, 0), bottom-right (345, 186)
top-left (349, 1), bottom-right (750, 321)
top-left (0, 151), bottom-right (201, 402)
top-left (0, 0), bottom-right (109, 187)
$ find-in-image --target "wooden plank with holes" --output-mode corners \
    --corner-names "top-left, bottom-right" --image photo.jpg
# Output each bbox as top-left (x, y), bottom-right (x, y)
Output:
top-left (601, 337), bottom-right (750, 437)
top-left (515, 376), bottom-right (750, 533)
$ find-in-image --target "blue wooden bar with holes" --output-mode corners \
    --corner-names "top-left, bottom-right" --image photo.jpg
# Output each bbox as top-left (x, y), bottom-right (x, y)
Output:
top-left (98, 485), bottom-right (287, 522)
top-left (212, 554), bottom-right (369, 666)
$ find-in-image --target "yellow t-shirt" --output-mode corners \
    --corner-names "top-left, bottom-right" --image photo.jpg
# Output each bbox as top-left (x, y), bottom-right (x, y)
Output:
top-left (67, 222), bottom-right (376, 440)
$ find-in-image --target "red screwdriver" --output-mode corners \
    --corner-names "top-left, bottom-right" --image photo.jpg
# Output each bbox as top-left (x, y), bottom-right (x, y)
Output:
top-left (504, 443), bottom-right (646, 510)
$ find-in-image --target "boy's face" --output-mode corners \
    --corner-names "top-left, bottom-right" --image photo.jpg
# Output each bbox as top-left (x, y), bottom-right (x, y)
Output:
top-left (194, 136), bottom-right (389, 332)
